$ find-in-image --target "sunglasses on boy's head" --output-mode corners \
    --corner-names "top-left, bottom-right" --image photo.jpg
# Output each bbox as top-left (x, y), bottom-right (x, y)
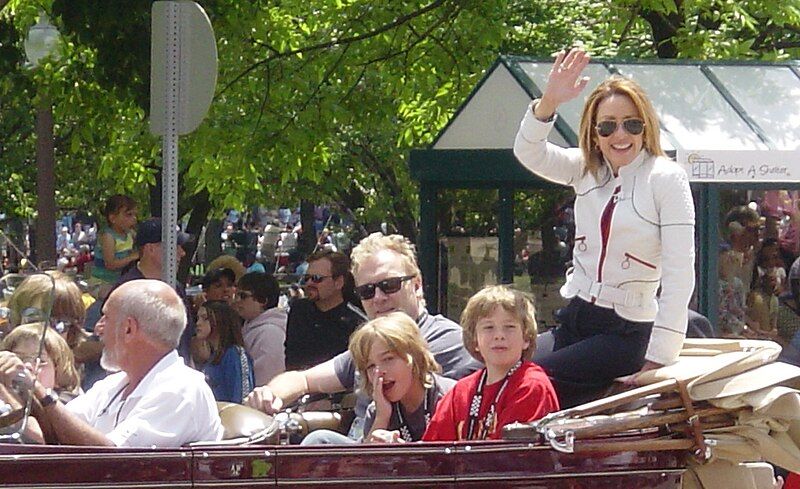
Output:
top-left (302, 274), bottom-right (333, 284)
top-left (355, 275), bottom-right (415, 300)
top-left (595, 119), bottom-right (645, 138)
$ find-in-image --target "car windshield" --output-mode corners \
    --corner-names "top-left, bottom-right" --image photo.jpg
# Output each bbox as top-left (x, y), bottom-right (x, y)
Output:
top-left (0, 272), bottom-right (55, 443)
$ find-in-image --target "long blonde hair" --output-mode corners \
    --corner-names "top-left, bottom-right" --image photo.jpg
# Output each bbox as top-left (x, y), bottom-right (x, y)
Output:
top-left (578, 75), bottom-right (665, 178)
top-left (349, 312), bottom-right (439, 397)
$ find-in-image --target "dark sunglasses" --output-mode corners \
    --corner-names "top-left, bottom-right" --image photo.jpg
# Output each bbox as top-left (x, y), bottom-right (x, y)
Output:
top-left (302, 274), bottom-right (332, 284)
top-left (355, 275), bottom-right (415, 300)
top-left (595, 119), bottom-right (645, 138)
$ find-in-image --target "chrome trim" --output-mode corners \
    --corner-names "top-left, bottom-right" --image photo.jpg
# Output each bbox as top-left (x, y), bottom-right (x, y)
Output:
top-left (189, 450), bottom-right (276, 458)
top-left (277, 446), bottom-right (450, 456)
top-left (454, 443), bottom-right (551, 453)
top-left (275, 476), bottom-right (454, 486)
top-left (194, 482), bottom-right (275, 489)
top-left (456, 468), bottom-right (685, 482)
top-left (4, 483), bottom-right (191, 489)
top-left (0, 452), bottom-right (190, 462)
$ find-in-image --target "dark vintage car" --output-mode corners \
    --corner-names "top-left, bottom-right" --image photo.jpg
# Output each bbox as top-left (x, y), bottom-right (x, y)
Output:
top-left (0, 390), bottom-right (692, 489)
top-left (0, 437), bottom-right (686, 488)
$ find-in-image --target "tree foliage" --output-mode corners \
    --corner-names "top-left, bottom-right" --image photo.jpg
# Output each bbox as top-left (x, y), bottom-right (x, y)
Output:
top-left (0, 0), bottom-right (796, 240)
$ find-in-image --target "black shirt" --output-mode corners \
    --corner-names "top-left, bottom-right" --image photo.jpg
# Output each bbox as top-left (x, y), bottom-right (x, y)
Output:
top-left (284, 298), bottom-right (367, 370)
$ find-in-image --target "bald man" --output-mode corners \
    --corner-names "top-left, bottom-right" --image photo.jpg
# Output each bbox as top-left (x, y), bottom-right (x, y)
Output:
top-left (0, 279), bottom-right (222, 447)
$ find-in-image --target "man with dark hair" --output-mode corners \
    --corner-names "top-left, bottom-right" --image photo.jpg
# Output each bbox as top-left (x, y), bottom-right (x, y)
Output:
top-left (284, 250), bottom-right (367, 369)
top-left (234, 272), bottom-right (287, 385)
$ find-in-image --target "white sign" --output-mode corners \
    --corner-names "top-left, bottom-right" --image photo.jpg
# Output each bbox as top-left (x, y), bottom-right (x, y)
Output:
top-left (677, 150), bottom-right (800, 182)
top-left (150, 1), bottom-right (217, 136)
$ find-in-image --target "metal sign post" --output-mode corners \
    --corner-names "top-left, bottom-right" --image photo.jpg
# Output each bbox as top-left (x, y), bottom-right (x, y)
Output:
top-left (151, 1), bottom-right (217, 286)
top-left (161, 2), bottom-right (180, 286)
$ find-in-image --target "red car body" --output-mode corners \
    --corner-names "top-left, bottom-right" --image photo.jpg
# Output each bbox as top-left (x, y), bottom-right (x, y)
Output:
top-left (0, 437), bottom-right (686, 488)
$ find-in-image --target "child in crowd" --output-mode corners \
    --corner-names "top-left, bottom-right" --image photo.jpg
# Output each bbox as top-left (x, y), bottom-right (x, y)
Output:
top-left (92, 195), bottom-right (139, 284)
top-left (192, 300), bottom-right (254, 403)
top-left (302, 312), bottom-right (454, 444)
top-left (423, 286), bottom-right (559, 441)
top-left (747, 238), bottom-right (785, 340)
top-left (2, 323), bottom-right (82, 403)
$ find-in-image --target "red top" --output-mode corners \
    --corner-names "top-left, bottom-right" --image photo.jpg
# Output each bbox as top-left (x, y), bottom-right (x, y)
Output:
top-left (422, 361), bottom-right (559, 441)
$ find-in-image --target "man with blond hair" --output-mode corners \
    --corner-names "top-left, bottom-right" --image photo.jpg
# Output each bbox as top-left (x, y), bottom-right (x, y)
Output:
top-left (246, 233), bottom-right (479, 438)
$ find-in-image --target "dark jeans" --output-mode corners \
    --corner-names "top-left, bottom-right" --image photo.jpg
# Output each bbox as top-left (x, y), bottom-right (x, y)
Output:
top-left (534, 297), bottom-right (653, 408)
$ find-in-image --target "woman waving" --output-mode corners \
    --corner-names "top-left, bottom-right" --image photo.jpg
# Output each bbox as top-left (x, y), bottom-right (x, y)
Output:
top-left (513, 48), bottom-right (695, 407)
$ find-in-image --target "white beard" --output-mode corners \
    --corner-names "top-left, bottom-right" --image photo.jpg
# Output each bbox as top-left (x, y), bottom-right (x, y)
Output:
top-left (99, 349), bottom-right (121, 373)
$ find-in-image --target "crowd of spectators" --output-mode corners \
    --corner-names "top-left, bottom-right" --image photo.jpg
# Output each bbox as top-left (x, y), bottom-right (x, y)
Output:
top-left (718, 191), bottom-right (800, 347)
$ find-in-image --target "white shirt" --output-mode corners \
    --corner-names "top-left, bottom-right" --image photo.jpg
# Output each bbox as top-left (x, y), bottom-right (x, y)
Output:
top-left (66, 350), bottom-right (223, 447)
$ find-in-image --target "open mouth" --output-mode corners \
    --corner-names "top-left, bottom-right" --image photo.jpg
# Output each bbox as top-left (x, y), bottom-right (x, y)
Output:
top-left (382, 380), bottom-right (395, 396)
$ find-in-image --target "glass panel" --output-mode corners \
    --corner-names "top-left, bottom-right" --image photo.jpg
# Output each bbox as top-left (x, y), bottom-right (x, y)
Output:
top-left (617, 65), bottom-right (769, 151)
top-left (717, 188), bottom-right (800, 345)
top-left (517, 61), bottom-right (613, 146)
top-left (514, 189), bottom-right (571, 331)
top-left (436, 188), bottom-right (571, 328)
top-left (438, 189), bottom-right (499, 318)
top-left (709, 66), bottom-right (800, 150)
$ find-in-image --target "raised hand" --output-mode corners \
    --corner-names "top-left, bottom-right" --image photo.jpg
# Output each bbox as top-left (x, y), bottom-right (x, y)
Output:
top-left (536, 48), bottom-right (591, 120)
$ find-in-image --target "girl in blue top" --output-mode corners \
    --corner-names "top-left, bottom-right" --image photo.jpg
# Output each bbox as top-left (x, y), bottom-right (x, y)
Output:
top-left (92, 195), bottom-right (139, 283)
top-left (193, 300), bottom-right (255, 403)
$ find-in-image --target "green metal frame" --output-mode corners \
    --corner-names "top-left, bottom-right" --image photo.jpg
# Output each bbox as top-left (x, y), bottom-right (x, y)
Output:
top-left (409, 149), bottom-right (559, 313)
top-left (410, 55), bottom-right (800, 324)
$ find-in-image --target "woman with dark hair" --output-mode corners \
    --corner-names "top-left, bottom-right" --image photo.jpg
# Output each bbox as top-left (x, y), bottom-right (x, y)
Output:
top-left (192, 300), bottom-right (255, 403)
top-left (513, 48), bottom-right (695, 407)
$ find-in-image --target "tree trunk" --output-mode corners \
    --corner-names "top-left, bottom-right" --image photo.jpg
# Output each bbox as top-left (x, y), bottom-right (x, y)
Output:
top-left (641, 2), bottom-right (684, 58)
top-left (35, 102), bottom-right (56, 267)
top-left (178, 189), bottom-right (211, 283)
top-left (149, 168), bottom-right (162, 217)
top-left (298, 200), bottom-right (316, 255)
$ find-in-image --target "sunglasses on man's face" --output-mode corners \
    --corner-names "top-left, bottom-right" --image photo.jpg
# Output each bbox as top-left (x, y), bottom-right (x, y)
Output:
top-left (302, 274), bottom-right (332, 284)
top-left (355, 275), bottom-right (415, 300)
top-left (595, 119), bottom-right (645, 138)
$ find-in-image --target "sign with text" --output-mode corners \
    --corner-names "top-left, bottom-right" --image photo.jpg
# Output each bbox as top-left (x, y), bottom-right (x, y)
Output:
top-left (677, 150), bottom-right (800, 182)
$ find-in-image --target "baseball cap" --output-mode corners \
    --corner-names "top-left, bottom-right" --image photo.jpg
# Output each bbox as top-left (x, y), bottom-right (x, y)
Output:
top-left (135, 218), bottom-right (192, 248)
top-left (201, 267), bottom-right (236, 289)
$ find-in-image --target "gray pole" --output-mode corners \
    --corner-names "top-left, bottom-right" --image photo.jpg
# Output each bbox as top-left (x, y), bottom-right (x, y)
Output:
top-left (161, 2), bottom-right (180, 287)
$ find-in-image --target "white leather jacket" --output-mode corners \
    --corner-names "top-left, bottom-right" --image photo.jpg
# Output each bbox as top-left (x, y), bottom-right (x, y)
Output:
top-left (513, 107), bottom-right (695, 365)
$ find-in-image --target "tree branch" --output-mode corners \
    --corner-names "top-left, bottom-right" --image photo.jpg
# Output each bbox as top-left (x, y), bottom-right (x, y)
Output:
top-left (219, 0), bottom-right (452, 95)
top-left (615, 4), bottom-right (642, 49)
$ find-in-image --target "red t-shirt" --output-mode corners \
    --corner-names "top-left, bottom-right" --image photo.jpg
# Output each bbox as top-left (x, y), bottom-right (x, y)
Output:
top-left (422, 361), bottom-right (559, 441)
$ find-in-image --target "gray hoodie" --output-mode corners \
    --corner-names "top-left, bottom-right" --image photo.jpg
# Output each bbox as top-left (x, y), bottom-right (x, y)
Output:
top-left (242, 307), bottom-right (288, 385)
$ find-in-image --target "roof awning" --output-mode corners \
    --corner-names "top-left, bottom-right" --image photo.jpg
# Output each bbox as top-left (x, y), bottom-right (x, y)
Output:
top-left (431, 56), bottom-right (800, 181)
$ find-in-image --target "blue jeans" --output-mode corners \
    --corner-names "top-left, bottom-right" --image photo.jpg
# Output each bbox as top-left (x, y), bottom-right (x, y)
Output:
top-left (300, 429), bottom-right (357, 445)
top-left (534, 297), bottom-right (652, 408)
